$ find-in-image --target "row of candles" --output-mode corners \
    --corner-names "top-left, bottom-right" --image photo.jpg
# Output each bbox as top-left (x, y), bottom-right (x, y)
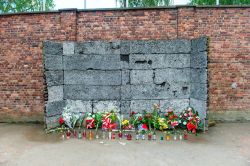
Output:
top-left (62, 129), bottom-right (189, 141)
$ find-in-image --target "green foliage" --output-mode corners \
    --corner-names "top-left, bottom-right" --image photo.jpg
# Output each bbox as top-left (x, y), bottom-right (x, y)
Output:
top-left (118, 0), bottom-right (171, 7)
top-left (0, 0), bottom-right (55, 13)
top-left (190, 0), bottom-right (250, 5)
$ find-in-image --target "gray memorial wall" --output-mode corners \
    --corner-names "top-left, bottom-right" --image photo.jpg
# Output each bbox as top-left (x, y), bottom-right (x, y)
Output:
top-left (43, 37), bottom-right (208, 129)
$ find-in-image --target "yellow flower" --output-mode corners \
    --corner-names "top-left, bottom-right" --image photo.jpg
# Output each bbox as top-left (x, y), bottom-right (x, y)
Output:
top-left (122, 119), bottom-right (129, 126)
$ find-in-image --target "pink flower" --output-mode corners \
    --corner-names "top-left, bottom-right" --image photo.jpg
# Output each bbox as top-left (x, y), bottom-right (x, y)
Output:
top-left (171, 121), bottom-right (179, 127)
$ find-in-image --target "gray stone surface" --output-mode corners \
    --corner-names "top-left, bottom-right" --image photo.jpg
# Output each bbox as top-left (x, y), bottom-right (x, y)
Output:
top-left (63, 54), bottom-right (121, 70)
top-left (130, 70), bottom-right (154, 85)
top-left (44, 55), bottom-right (63, 70)
top-left (130, 40), bottom-right (191, 54)
top-left (191, 36), bottom-right (208, 53)
top-left (48, 86), bottom-right (63, 102)
top-left (190, 98), bottom-right (207, 119)
top-left (120, 100), bottom-right (131, 114)
top-left (45, 71), bottom-right (63, 87)
top-left (93, 101), bottom-right (120, 112)
top-left (154, 69), bottom-right (190, 84)
top-left (44, 38), bottom-right (208, 128)
top-left (64, 70), bottom-right (121, 85)
top-left (160, 99), bottom-right (189, 113)
top-left (75, 41), bottom-right (120, 55)
top-left (63, 42), bottom-right (75, 55)
top-left (122, 70), bottom-right (130, 85)
top-left (190, 52), bottom-right (207, 69)
top-left (129, 54), bottom-right (190, 69)
top-left (65, 100), bottom-right (92, 113)
top-left (64, 85), bottom-right (121, 100)
top-left (122, 84), bottom-right (190, 100)
top-left (43, 41), bottom-right (63, 55)
top-left (191, 68), bottom-right (207, 84)
top-left (45, 100), bottom-right (66, 117)
top-left (191, 83), bottom-right (207, 100)
top-left (120, 40), bottom-right (130, 55)
top-left (130, 100), bottom-right (160, 113)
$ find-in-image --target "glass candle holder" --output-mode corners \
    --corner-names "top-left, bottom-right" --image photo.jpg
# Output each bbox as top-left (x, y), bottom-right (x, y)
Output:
top-left (88, 130), bottom-right (93, 140)
top-left (82, 130), bottom-right (87, 140)
top-left (118, 130), bottom-right (123, 139)
top-left (73, 129), bottom-right (77, 138)
top-left (66, 130), bottom-right (71, 139)
top-left (112, 132), bottom-right (116, 140)
top-left (152, 132), bottom-right (156, 141)
top-left (184, 130), bottom-right (188, 140)
top-left (102, 130), bottom-right (106, 140)
top-left (135, 132), bottom-right (139, 140)
top-left (78, 131), bottom-right (82, 139)
top-left (148, 133), bottom-right (152, 141)
top-left (160, 135), bottom-right (164, 141)
top-left (179, 133), bottom-right (183, 140)
top-left (127, 133), bottom-right (132, 141)
top-left (165, 133), bottom-right (171, 141)
top-left (173, 133), bottom-right (177, 141)
top-left (95, 132), bottom-right (99, 139)
top-left (141, 134), bottom-right (145, 140)
top-left (108, 130), bottom-right (112, 140)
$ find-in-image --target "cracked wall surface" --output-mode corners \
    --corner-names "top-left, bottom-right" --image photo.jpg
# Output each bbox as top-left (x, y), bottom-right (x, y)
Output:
top-left (43, 37), bottom-right (208, 129)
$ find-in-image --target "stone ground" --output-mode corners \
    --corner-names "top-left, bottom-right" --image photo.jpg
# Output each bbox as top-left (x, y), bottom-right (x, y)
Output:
top-left (0, 123), bottom-right (249, 166)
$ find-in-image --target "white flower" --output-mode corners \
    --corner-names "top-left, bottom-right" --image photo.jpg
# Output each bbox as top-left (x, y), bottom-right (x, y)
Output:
top-left (179, 120), bottom-right (182, 123)
top-left (184, 113), bottom-right (187, 116)
top-left (183, 121), bottom-right (187, 125)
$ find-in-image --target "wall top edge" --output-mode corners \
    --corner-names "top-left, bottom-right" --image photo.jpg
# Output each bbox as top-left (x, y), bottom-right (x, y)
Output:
top-left (1, 5), bottom-right (250, 17)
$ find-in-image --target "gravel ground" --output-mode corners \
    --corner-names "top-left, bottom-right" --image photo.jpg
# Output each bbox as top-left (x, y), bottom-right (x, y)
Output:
top-left (0, 123), bottom-right (249, 166)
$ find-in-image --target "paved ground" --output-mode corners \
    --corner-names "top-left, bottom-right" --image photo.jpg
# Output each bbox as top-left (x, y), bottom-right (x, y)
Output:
top-left (0, 123), bottom-right (249, 166)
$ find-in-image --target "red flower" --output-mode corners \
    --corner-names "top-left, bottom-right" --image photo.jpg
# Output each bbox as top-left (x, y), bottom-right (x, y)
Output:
top-left (130, 111), bottom-right (136, 116)
top-left (138, 117), bottom-right (143, 121)
top-left (187, 122), bottom-right (196, 131)
top-left (59, 117), bottom-right (64, 125)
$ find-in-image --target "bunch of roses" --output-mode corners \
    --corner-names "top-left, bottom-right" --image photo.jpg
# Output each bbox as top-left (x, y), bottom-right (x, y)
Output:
top-left (179, 107), bottom-right (201, 133)
top-left (165, 107), bottom-right (179, 129)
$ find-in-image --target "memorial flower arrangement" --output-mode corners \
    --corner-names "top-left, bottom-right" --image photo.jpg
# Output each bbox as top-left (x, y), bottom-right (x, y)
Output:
top-left (48, 104), bottom-right (204, 139)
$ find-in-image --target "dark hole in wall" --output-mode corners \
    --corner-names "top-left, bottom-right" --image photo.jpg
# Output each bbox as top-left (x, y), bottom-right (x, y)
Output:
top-left (120, 55), bottom-right (129, 63)
top-left (148, 60), bottom-right (152, 65)
top-left (135, 60), bottom-right (147, 64)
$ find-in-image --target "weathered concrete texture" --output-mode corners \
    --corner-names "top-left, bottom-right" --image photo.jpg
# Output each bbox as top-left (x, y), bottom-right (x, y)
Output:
top-left (130, 70), bottom-right (154, 85)
top-left (93, 101), bottom-right (120, 112)
top-left (75, 41), bottom-right (120, 55)
top-left (64, 70), bottom-right (121, 85)
top-left (65, 100), bottom-right (92, 113)
top-left (190, 68), bottom-right (207, 84)
top-left (130, 100), bottom-right (160, 113)
top-left (64, 85), bottom-right (121, 100)
top-left (129, 54), bottom-right (190, 69)
top-left (160, 99), bottom-right (190, 113)
top-left (122, 70), bottom-right (130, 85)
top-left (190, 98), bottom-right (207, 119)
top-left (44, 38), bottom-right (208, 129)
top-left (191, 36), bottom-right (208, 53)
top-left (45, 115), bottom-right (60, 129)
top-left (47, 86), bottom-right (63, 102)
top-left (45, 100), bottom-right (65, 117)
top-left (130, 40), bottom-right (191, 54)
top-left (154, 69), bottom-right (190, 84)
top-left (190, 52), bottom-right (207, 69)
top-left (63, 54), bottom-right (122, 70)
top-left (63, 42), bottom-right (75, 55)
top-left (121, 84), bottom-right (190, 100)
top-left (45, 71), bottom-right (63, 87)
top-left (44, 55), bottom-right (63, 70)
top-left (190, 83), bottom-right (207, 101)
top-left (43, 41), bottom-right (63, 55)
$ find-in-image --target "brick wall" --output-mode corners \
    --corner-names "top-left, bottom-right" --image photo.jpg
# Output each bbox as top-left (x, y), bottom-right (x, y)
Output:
top-left (0, 6), bottom-right (249, 122)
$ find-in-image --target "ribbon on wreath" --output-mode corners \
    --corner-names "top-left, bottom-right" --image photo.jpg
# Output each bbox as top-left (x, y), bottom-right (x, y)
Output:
top-left (102, 113), bottom-right (117, 130)
top-left (86, 117), bottom-right (95, 129)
